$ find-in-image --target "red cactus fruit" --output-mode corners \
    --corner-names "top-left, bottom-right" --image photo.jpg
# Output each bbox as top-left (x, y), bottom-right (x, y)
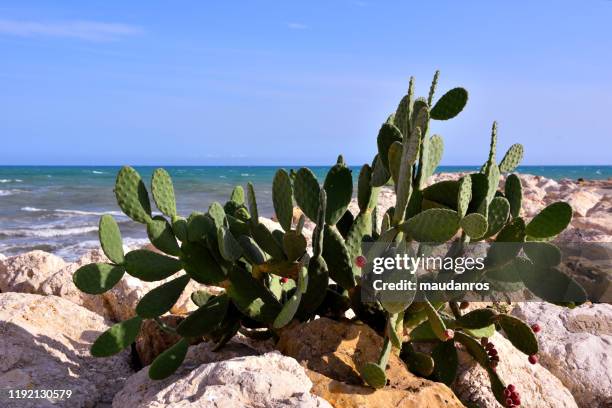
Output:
top-left (355, 255), bottom-right (367, 268)
top-left (528, 354), bottom-right (538, 364)
top-left (531, 323), bottom-right (541, 333)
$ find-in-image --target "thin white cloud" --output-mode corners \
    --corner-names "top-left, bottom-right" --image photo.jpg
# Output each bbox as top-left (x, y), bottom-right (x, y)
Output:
top-left (0, 19), bottom-right (143, 41)
top-left (286, 22), bottom-right (308, 30)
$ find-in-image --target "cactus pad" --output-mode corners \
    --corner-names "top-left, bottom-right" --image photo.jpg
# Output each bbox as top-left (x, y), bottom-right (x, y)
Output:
top-left (525, 202), bottom-right (572, 239)
top-left (457, 176), bottom-right (472, 218)
top-left (460, 213), bottom-right (488, 238)
top-left (73, 263), bottom-right (125, 294)
top-left (293, 168), bottom-right (321, 221)
top-left (91, 316), bottom-right (142, 357)
top-left (124, 249), bottom-right (182, 282)
top-left (151, 168), bottom-right (177, 217)
top-left (148, 338), bottom-right (188, 380)
top-left (504, 174), bottom-right (522, 218)
top-left (147, 216), bottom-right (180, 256)
top-left (114, 166), bottom-right (152, 223)
top-left (136, 274), bottom-right (190, 318)
top-left (376, 123), bottom-right (402, 171)
top-left (272, 169), bottom-right (294, 231)
top-left (430, 87), bottom-right (468, 120)
top-left (99, 215), bottom-right (124, 264)
top-left (495, 314), bottom-right (538, 355)
top-left (324, 163), bottom-right (353, 225)
top-left (322, 225), bottom-right (356, 289)
top-left (177, 294), bottom-right (229, 337)
top-left (499, 143), bottom-right (524, 173)
top-left (400, 209), bottom-right (460, 242)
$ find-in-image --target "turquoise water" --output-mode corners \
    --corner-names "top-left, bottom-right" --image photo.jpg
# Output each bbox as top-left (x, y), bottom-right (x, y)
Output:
top-left (0, 165), bottom-right (609, 259)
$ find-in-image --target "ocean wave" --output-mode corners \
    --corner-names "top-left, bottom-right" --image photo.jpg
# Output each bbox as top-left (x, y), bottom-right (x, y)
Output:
top-left (20, 207), bottom-right (125, 217)
top-left (92, 170), bottom-right (106, 174)
top-left (0, 225), bottom-right (99, 238)
top-left (0, 179), bottom-right (23, 183)
top-left (241, 173), bottom-right (251, 177)
top-left (0, 190), bottom-right (12, 196)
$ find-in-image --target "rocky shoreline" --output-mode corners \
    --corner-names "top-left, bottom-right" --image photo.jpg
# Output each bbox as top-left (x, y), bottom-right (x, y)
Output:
top-left (0, 174), bottom-right (610, 407)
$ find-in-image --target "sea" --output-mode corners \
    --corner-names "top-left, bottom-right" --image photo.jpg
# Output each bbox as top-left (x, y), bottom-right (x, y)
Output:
top-left (0, 165), bottom-right (610, 261)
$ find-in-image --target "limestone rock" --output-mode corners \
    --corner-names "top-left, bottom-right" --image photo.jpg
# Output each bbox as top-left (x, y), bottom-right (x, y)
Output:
top-left (0, 250), bottom-right (66, 293)
top-left (565, 189), bottom-right (602, 217)
top-left (454, 332), bottom-right (577, 408)
top-left (113, 341), bottom-right (330, 408)
top-left (511, 302), bottom-right (612, 407)
top-left (277, 318), bottom-right (464, 408)
top-left (0, 293), bottom-right (133, 408)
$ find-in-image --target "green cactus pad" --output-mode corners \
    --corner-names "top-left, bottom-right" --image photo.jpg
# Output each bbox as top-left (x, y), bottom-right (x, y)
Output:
top-left (238, 235), bottom-right (266, 265)
top-left (91, 316), bottom-right (142, 357)
top-left (401, 345), bottom-right (434, 377)
top-left (432, 339), bottom-right (458, 386)
top-left (293, 167), bottom-right (321, 221)
top-left (147, 216), bottom-right (181, 256)
top-left (357, 164), bottom-right (379, 212)
top-left (272, 169), bottom-right (294, 231)
top-left (394, 93), bottom-right (411, 138)
top-left (99, 215), bottom-right (124, 264)
top-left (467, 173), bottom-right (489, 214)
top-left (387, 141), bottom-right (403, 186)
top-left (171, 217), bottom-right (189, 242)
top-left (371, 154), bottom-right (391, 187)
top-left (322, 225), bottom-right (356, 289)
top-left (324, 163), bottom-right (353, 225)
top-left (504, 174), bottom-right (522, 218)
top-left (181, 242), bottom-right (226, 284)
top-left (421, 135), bottom-right (444, 186)
top-left (282, 231), bottom-right (307, 262)
top-left (177, 294), bottom-right (229, 337)
top-left (376, 123), bottom-right (403, 171)
top-left (482, 196), bottom-right (510, 238)
top-left (73, 263), bottom-right (125, 295)
top-left (519, 265), bottom-right (587, 304)
top-left (456, 308), bottom-right (497, 329)
top-left (525, 202), bottom-right (572, 239)
top-left (360, 362), bottom-right (387, 389)
top-left (217, 226), bottom-right (242, 262)
top-left (114, 166), bottom-right (152, 223)
top-left (460, 213), bottom-right (488, 238)
top-left (422, 180), bottom-right (459, 209)
top-left (230, 185), bottom-right (245, 204)
top-left (411, 98), bottom-right (428, 133)
top-left (423, 300), bottom-right (448, 341)
top-left (208, 202), bottom-right (226, 229)
top-left (499, 143), bottom-right (524, 173)
top-left (151, 168), bottom-right (177, 217)
top-left (400, 209), bottom-right (460, 243)
top-left (486, 163), bottom-right (501, 204)
top-left (345, 212), bottom-right (372, 261)
top-left (136, 274), bottom-right (190, 318)
top-left (457, 176), bottom-right (472, 218)
top-left (430, 87), bottom-right (468, 120)
top-left (486, 218), bottom-right (526, 266)
top-left (393, 129), bottom-right (420, 223)
top-left (124, 249), bottom-right (182, 282)
top-left (246, 182), bottom-right (259, 224)
top-left (273, 266), bottom-right (308, 329)
top-left (299, 256), bottom-right (329, 317)
top-left (495, 314), bottom-right (538, 355)
top-left (251, 222), bottom-right (285, 260)
top-left (190, 289), bottom-right (214, 307)
top-left (148, 338), bottom-right (188, 380)
top-left (227, 266), bottom-right (282, 323)
top-left (186, 213), bottom-right (213, 242)
top-left (523, 241), bottom-right (561, 267)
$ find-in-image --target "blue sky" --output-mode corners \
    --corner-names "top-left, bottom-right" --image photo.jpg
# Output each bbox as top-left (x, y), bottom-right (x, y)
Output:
top-left (0, 1), bottom-right (610, 165)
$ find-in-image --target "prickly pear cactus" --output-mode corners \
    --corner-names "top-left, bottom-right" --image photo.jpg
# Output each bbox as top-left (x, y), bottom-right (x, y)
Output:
top-left (74, 71), bottom-right (581, 408)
